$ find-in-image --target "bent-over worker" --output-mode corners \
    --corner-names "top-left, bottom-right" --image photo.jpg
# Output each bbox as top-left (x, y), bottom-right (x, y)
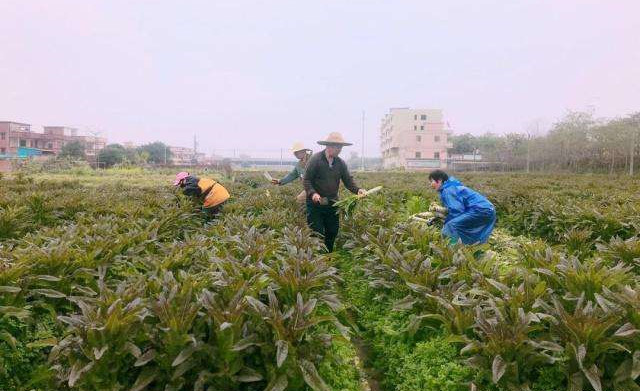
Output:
top-left (428, 170), bottom-right (496, 245)
top-left (173, 172), bottom-right (230, 218)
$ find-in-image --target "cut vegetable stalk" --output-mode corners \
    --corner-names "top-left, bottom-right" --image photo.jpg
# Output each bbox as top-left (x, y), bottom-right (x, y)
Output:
top-left (333, 186), bottom-right (383, 219)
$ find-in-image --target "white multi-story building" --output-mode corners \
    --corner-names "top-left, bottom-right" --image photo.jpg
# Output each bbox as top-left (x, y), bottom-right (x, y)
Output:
top-left (380, 108), bottom-right (453, 170)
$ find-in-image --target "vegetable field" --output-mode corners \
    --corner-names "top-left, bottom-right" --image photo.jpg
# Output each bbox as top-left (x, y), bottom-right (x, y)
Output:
top-left (1, 170), bottom-right (639, 391)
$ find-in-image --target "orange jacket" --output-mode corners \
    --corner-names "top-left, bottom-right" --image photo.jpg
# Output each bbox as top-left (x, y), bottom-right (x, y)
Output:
top-left (182, 176), bottom-right (230, 208)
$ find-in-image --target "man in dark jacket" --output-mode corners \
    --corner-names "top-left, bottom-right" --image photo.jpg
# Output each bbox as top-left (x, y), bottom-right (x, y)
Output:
top-left (303, 132), bottom-right (366, 252)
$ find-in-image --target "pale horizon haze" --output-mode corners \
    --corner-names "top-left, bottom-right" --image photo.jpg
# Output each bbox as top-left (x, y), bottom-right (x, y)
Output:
top-left (1, 1), bottom-right (638, 157)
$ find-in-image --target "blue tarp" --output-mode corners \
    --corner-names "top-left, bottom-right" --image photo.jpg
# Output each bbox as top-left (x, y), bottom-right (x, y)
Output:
top-left (17, 147), bottom-right (42, 158)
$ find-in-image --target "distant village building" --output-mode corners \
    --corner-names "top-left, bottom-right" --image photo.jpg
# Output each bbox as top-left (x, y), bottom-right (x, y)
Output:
top-left (169, 146), bottom-right (206, 165)
top-left (380, 108), bottom-right (453, 170)
top-left (0, 121), bottom-right (106, 158)
top-left (449, 153), bottom-right (482, 161)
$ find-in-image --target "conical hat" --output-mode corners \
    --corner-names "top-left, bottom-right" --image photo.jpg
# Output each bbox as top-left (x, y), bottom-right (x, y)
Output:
top-left (290, 142), bottom-right (311, 153)
top-left (317, 132), bottom-right (352, 146)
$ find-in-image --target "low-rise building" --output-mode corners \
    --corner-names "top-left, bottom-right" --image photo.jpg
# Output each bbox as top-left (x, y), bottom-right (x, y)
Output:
top-left (0, 121), bottom-right (106, 158)
top-left (449, 153), bottom-right (483, 161)
top-left (169, 146), bottom-right (206, 165)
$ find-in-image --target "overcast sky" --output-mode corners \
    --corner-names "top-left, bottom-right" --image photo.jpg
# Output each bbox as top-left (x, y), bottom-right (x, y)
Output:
top-left (1, 0), bottom-right (638, 157)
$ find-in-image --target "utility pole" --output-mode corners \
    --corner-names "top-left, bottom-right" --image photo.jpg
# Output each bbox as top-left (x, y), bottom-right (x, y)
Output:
top-left (361, 111), bottom-right (365, 171)
top-left (473, 148), bottom-right (477, 172)
top-left (164, 145), bottom-right (167, 165)
top-left (631, 129), bottom-right (636, 176)
top-left (193, 134), bottom-right (198, 166)
top-left (526, 131), bottom-right (531, 173)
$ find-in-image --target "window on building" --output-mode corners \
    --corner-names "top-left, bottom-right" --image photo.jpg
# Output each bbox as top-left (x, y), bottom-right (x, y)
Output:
top-left (0, 132), bottom-right (5, 140)
top-left (47, 143), bottom-right (53, 149)
top-left (421, 114), bottom-right (427, 120)
top-left (413, 125), bottom-right (417, 130)
top-left (420, 125), bottom-right (424, 130)
top-left (19, 139), bottom-right (26, 147)
top-left (415, 152), bottom-right (421, 159)
top-left (414, 114), bottom-right (417, 120)
top-left (416, 135), bottom-right (421, 142)
top-left (0, 148), bottom-right (5, 154)
top-left (434, 152), bottom-right (440, 160)
top-left (435, 135), bottom-right (440, 142)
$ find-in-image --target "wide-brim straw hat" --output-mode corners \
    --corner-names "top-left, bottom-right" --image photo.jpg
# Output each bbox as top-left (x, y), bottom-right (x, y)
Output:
top-left (317, 132), bottom-right (353, 146)
top-left (290, 142), bottom-right (312, 153)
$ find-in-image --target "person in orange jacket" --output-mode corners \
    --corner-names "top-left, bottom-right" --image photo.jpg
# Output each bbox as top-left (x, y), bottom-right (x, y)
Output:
top-left (173, 171), bottom-right (230, 218)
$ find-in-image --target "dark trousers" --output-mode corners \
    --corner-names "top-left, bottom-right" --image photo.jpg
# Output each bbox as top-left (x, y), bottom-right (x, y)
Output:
top-left (306, 202), bottom-right (340, 252)
top-left (203, 202), bottom-right (224, 220)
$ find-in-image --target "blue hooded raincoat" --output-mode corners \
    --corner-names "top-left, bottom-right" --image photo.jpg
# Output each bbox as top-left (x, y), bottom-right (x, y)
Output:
top-left (438, 177), bottom-right (496, 244)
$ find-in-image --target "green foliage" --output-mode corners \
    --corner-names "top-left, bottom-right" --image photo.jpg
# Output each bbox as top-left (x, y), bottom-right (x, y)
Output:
top-left (338, 172), bottom-right (640, 391)
top-left (0, 315), bottom-right (58, 390)
top-left (1, 170), bottom-right (640, 391)
top-left (1, 171), bottom-right (356, 390)
top-left (405, 195), bottom-right (429, 217)
top-left (396, 337), bottom-right (473, 391)
top-left (597, 236), bottom-right (640, 273)
top-left (0, 205), bottom-right (29, 239)
top-left (59, 141), bottom-right (86, 160)
top-left (136, 141), bottom-right (172, 164)
top-left (530, 365), bottom-right (565, 391)
top-left (97, 144), bottom-right (127, 168)
top-left (449, 133), bottom-right (478, 154)
top-left (317, 340), bottom-right (361, 391)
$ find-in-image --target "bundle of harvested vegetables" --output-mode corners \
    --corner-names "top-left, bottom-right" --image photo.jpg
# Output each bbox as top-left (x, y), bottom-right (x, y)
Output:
top-left (333, 186), bottom-right (383, 219)
top-left (429, 202), bottom-right (448, 214)
top-left (411, 208), bottom-right (446, 225)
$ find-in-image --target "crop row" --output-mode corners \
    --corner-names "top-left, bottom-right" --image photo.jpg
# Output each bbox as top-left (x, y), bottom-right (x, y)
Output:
top-left (339, 192), bottom-right (640, 391)
top-left (0, 172), bottom-right (360, 390)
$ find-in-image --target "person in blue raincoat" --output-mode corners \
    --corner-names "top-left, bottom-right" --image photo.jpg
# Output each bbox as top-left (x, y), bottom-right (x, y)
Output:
top-left (428, 170), bottom-right (496, 244)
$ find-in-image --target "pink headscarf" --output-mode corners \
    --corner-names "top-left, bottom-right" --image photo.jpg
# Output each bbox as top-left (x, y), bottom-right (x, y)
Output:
top-left (173, 171), bottom-right (189, 186)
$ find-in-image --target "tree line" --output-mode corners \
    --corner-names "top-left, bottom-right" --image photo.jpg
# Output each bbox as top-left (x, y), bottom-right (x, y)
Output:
top-left (59, 141), bottom-right (175, 168)
top-left (450, 111), bottom-right (640, 174)
top-left (96, 142), bottom-right (174, 167)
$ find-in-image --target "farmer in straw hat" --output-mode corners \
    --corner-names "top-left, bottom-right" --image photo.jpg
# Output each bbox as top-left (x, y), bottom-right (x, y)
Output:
top-left (304, 132), bottom-right (366, 252)
top-left (270, 142), bottom-right (312, 203)
top-left (173, 172), bottom-right (230, 219)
